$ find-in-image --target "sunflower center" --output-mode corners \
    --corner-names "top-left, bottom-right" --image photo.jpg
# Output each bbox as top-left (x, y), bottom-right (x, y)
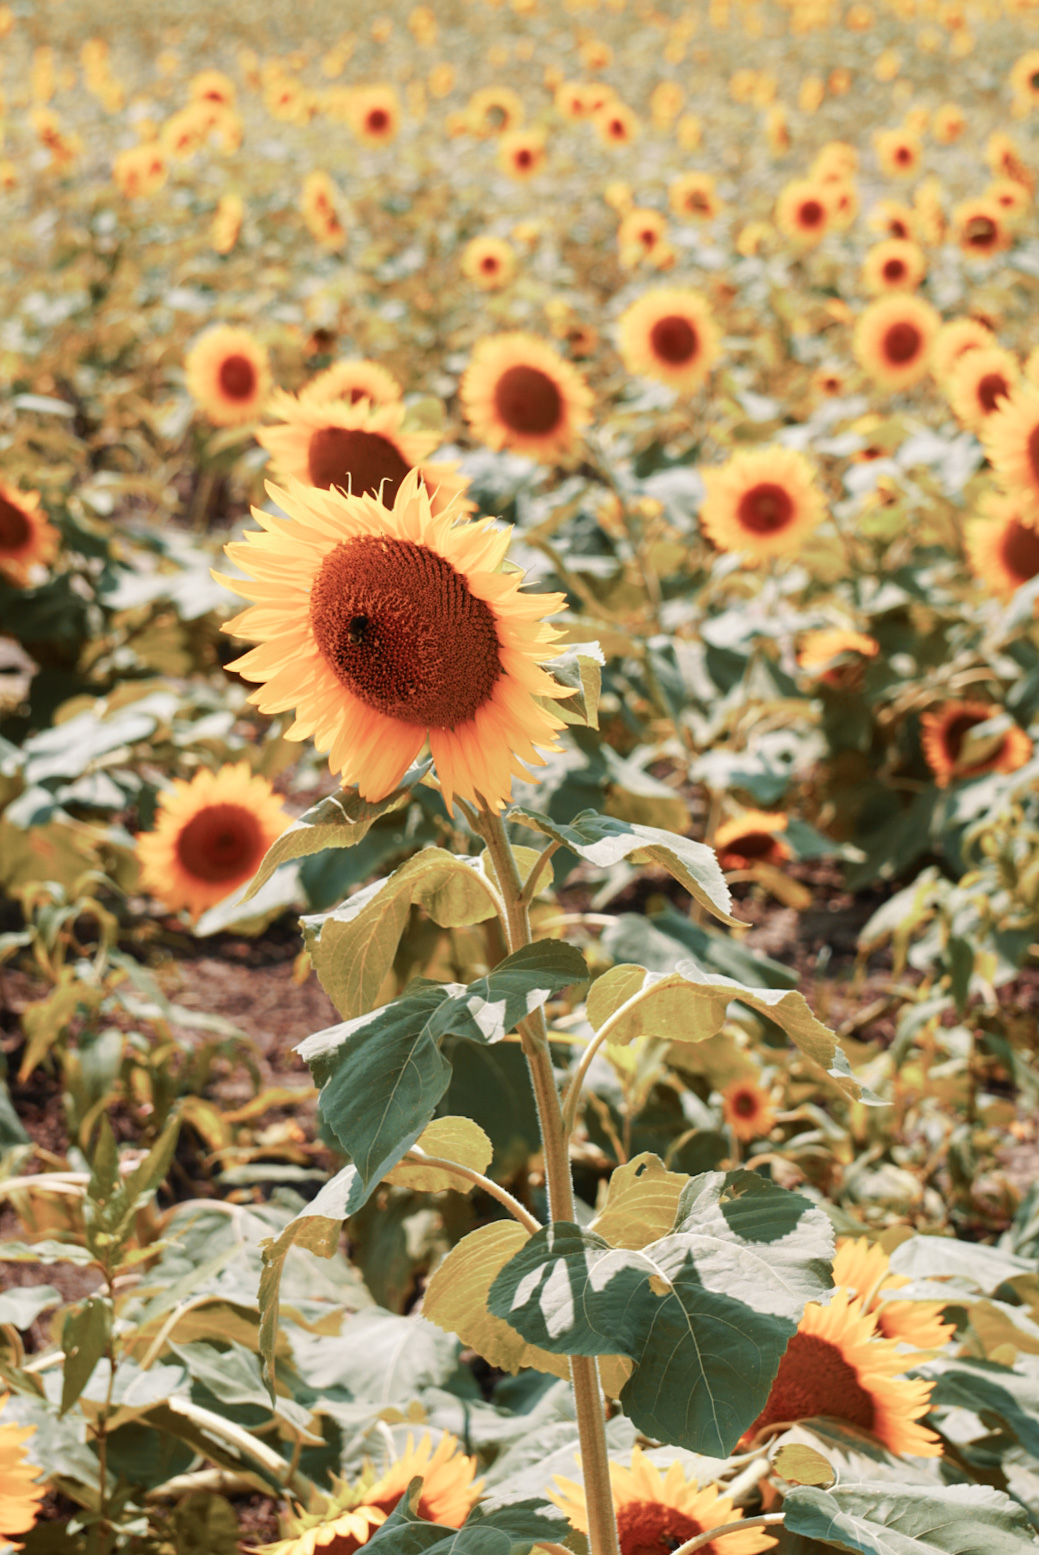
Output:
top-left (1031, 70), bottom-right (1039, 89)
top-left (732, 1089), bottom-right (760, 1117)
top-left (890, 218), bottom-right (909, 239)
top-left (883, 321), bottom-right (922, 365)
top-left (218, 354), bottom-right (257, 401)
top-left (895, 145), bottom-right (911, 164)
top-left (725, 830), bottom-right (779, 861)
top-left (650, 316), bottom-right (699, 366)
top-left (736, 482), bottom-right (795, 534)
top-left (307, 428), bottom-right (413, 503)
top-left (1028, 424), bottom-right (1039, 484)
top-left (309, 535), bottom-right (502, 728)
top-left (481, 255), bottom-right (499, 272)
top-left (976, 373), bottom-right (1010, 414)
top-left (493, 365), bottom-right (564, 437)
top-left (516, 147), bottom-right (533, 167)
top-left (882, 258), bottom-right (906, 281)
top-left (799, 199), bottom-right (825, 227)
top-left (175, 803), bottom-right (264, 884)
top-left (1001, 519), bottom-right (1039, 584)
top-left (367, 107), bottom-right (389, 132)
top-left (965, 215), bottom-right (997, 248)
top-left (0, 496), bottom-right (31, 553)
top-left (750, 1331), bottom-right (877, 1437)
top-left (616, 1502), bottom-right (703, 1555)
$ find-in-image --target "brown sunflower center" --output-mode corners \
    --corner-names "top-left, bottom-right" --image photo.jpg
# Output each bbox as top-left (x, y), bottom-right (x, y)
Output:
top-left (965, 215), bottom-right (997, 248)
top-left (515, 147), bottom-right (533, 167)
top-left (0, 496), bottom-right (32, 553)
top-left (481, 255), bottom-right (499, 272)
top-left (736, 482), bottom-right (795, 534)
top-left (493, 365), bottom-right (564, 437)
top-left (1031, 70), bottom-right (1039, 90)
top-left (976, 373), bottom-right (1010, 414)
top-left (799, 199), bottom-right (825, 227)
top-left (940, 711), bottom-right (987, 763)
top-left (1028, 424), bottom-right (1039, 484)
top-left (307, 428), bottom-right (413, 503)
top-left (1001, 519), bottom-right (1039, 584)
top-left (616, 1502), bottom-right (703, 1555)
top-left (890, 218), bottom-right (910, 239)
top-left (724, 830), bottom-right (780, 861)
top-left (650, 315), bottom-right (699, 366)
top-left (175, 803), bottom-right (264, 884)
top-left (895, 145), bottom-right (912, 164)
top-left (218, 353), bottom-right (257, 400)
top-left (309, 534), bottom-right (502, 727)
top-left (883, 321), bottom-right (922, 365)
top-left (367, 107), bottom-right (390, 133)
top-left (608, 117), bottom-right (626, 137)
top-left (750, 1331), bottom-right (877, 1438)
top-left (732, 1089), bottom-right (760, 1117)
top-left (882, 258), bottom-right (906, 281)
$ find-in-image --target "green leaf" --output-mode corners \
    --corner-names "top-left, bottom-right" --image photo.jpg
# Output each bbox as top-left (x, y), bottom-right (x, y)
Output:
top-left (85, 1114), bottom-right (181, 1261)
top-left (511, 807), bottom-right (741, 927)
top-left (383, 1117), bottom-right (494, 1193)
top-left (588, 1151), bottom-right (689, 1250)
top-left (170, 1491), bottom-right (240, 1555)
top-left (783, 1481), bottom-right (1038, 1555)
top-left (547, 641), bottom-right (603, 729)
top-left (366, 1486), bottom-right (569, 1554)
top-left (243, 769), bottom-right (429, 902)
top-left (0, 1239), bottom-right (98, 1267)
top-left (301, 847), bottom-right (501, 1019)
top-left (586, 959), bottom-right (870, 1102)
top-left (0, 1285), bottom-right (61, 1329)
top-left (61, 1296), bottom-right (112, 1415)
top-left (298, 941), bottom-right (587, 1195)
top-left (488, 1169), bottom-right (834, 1455)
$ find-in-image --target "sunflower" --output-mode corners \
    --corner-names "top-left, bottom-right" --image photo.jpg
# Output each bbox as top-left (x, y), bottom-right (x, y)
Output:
top-left (952, 198), bottom-right (1010, 259)
top-left (190, 67), bottom-right (236, 107)
top-left (112, 142), bottom-right (167, 198)
top-left (874, 128), bottom-right (922, 177)
top-left (722, 1078), bottom-right (776, 1142)
top-left (617, 207), bottom-right (669, 266)
top-left (497, 128), bottom-right (545, 179)
top-left (349, 85), bottom-right (400, 144)
top-left (812, 366), bottom-right (848, 399)
top-left (217, 472), bottom-right (570, 812)
top-left (595, 100), bottom-right (639, 146)
top-left (853, 295), bottom-right (939, 391)
top-left (774, 179), bottom-right (832, 247)
top-left (669, 171), bottom-right (722, 221)
top-left (967, 491), bottom-right (1039, 598)
top-left (986, 178), bottom-right (1031, 225)
top-left (0, 483), bottom-right (59, 586)
top-left (869, 198), bottom-right (916, 242)
top-left (699, 447), bottom-right (825, 561)
top-left (1027, 347), bottom-right (1039, 388)
top-left (461, 235), bottom-right (516, 290)
top-left (812, 140), bottom-right (859, 180)
top-left (259, 1434), bottom-right (482, 1555)
top-left (468, 85), bottom-right (525, 135)
top-left (211, 191), bottom-right (244, 255)
top-left (301, 171), bottom-right (346, 249)
top-left (551, 1446), bottom-right (778, 1555)
top-left (920, 701), bottom-right (1032, 787)
top-left (306, 359), bottom-right (402, 408)
top-left (617, 287), bottom-right (721, 394)
top-left (932, 103), bottom-right (965, 144)
top-left (136, 763), bottom-right (288, 919)
top-left (860, 238), bottom-right (926, 295)
top-left (554, 79), bottom-right (593, 120)
top-left (986, 132), bottom-right (1034, 191)
top-left (982, 383), bottom-right (1039, 515)
top-left (832, 1239), bottom-right (955, 1349)
top-left (744, 1290), bottom-right (942, 1455)
top-left (258, 392), bottom-right (471, 515)
top-left (946, 346), bottom-right (1019, 431)
top-left (460, 333), bottom-right (593, 464)
top-left (0, 1396), bottom-right (45, 1542)
top-left (715, 810), bottom-right (791, 868)
top-left (185, 324), bottom-right (270, 427)
top-left (798, 628), bottom-right (880, 688)
top-left (930, 317), bottom-right (995, 386)
top-left (1010, 49), bottom-right (1039, 105)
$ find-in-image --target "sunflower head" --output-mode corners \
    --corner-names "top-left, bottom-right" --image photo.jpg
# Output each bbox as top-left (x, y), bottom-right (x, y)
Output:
top-left (0, 483), bottom-right (59, 586)
top-left (669, 171), bottom-right (722, 221)
top-left (952, 198), bottom-right (1010, 258)
top-left (498, 128), bottom-right (546, 179)
top-left (618, 287), bottom-right (721, 394)
top-left (861, 237), bottom-right (926, 295)
top-left (468, 85), bottom-right (525, 136)
top-left (722, 1078), bottom-right (776, 1142)
top-left (930, 317), bottom-right (995, 386)
top-left (775, 178), bottom-right (832, 246)
top-left (932, 103), bottom-right (966, 143)
top-left (461, 235), bottom-right (517, 290)
top-left (798, 628), bottom-right (880, 688)
top-left (349, 85), bottom-right (400, 144)
top-left (967, 491), bottom-right (1039, 600)
top-left (920, 700), bottom-right (1032, 787)
top-left (853, 295), bottom-right (939, 391)
top-left (982, 382), bottom-right (1039, 514)
top-left (832, 1238), bottom-right (955, 1349)
top-left (185, 324), bottom-right (271, 426)
top-left (136, 763), bottom-right (289, 920)
top-left (595, 100), bottom-right (639, 146)
top-left (699, 447), bottom-right (826, 562)
top-left (460, 333), bottom-right (593, 464)
top-left (946, 346), bottom-right (1019, 430)
top-left (306, 359), bottom-right (402, 409)
top-left (715, 810), bottom-right (791, 869)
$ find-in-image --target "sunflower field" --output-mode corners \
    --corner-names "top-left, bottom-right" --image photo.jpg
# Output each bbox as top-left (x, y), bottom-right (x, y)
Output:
top-left (4, 0), bottom-right (1039, 1551)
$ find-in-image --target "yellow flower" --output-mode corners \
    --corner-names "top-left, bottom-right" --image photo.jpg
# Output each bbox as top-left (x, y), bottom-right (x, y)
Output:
top-left (921, 701), bottom-right (1032, 787)
top-left (0, 1396), bottom-right (45, 1541)
top-left (461, 235), bottom-right (517, 290)
top-left (498, 128), bottom-right (546, 179)
top-left (301, 171), bottom-right (346, 249)
top-left (460, 333), bottom-right (593, 464)
top-left (217, 472), bottom-right (571, 812)
top-left (860, 238), bottom-right (926, 294)
top-left (966, 491), bottom-right (1039, 599)
top-left (946, 346), bottom-right (1019, 431)
top-left (722, 1078), bottom-right (777, 1141)
top-left (930, 317), bottom-right (995, 387)
top-left (669, 171), bottom-right (722, 220)
top-left (185, 325), bottom-right (271, 426)
top-left (0, 483), bottom-right (59, 586)
top-left (874, 128), bottom-right (922, 177)
top-left (982, 382), bottom-right (1039, 516)
top-left (306, 359), bottom-right (402, 408)
top-left (715, 810), bottom-right (791, 869)
top-left (774, 179), bottom-right (832, 247)
top-left (211, 192), bottom-right (244, 255)
top-left (348, 85), bottom-right (400, 144)
top-left (853, 295), bottom-right (939, 391)
top-left (832, 1238), bottom-right (955, 1349)
top-left (951, 198), bottom-right (1011, 259)
top-left (699, 447), bottom-right (826, 562)
top-left (618, 287), bottom-right (721, 393)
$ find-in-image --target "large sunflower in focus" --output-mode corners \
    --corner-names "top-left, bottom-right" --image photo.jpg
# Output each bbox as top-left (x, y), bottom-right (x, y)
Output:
top-left (0, 1395), bottom-right (46, 1541)
top-left (136, 763), bottom-right (289, 919)
top-left (699, 448), bottom-right (825, 562)
top-left (832, 1238), bottom-right (955, 1349)
top-left (982, 383), bottom-right (1039, 516)
top-left (258, 391), bottom-right (471, 515)
top-left (853, 295), bottom-right (938, 391)
top-left (185, 324), bottom-right (271, 426)
top-left (551, 1446), bottom-right (777, 1555)
top-left (743, 1290), bottom-right (942, 1456)
top-left (921, 701), bottom-right (1032, 787)
top-left (460, 333), bottom-right (593, 463)
top-left (966, 491), bottom-right (1039, 598)
top-left (217, 472), bottom-right (570, 811)
top-left (0, 483), bottom-right (59, 586)
top-left (618, 287), bottom-right (721, 393)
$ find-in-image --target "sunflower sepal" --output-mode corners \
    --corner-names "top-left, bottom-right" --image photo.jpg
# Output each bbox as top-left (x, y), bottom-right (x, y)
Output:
top-left (242, 762), bottom-right (432, 903)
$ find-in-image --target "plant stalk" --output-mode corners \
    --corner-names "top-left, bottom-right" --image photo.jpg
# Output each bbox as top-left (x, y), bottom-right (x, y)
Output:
top-left (476, 805), bottom-right (620, 1555)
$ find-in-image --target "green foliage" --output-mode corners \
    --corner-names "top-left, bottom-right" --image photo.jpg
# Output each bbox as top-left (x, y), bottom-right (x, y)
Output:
top-left (783, 1483), bottom-right (1039, 1555)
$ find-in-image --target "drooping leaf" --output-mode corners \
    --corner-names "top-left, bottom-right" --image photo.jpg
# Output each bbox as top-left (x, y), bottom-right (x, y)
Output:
top-left (586, 960), bottom-right (871, 1102)
top-left (783, 1481), bottom-right (1038, 1555)
top-left (488, 1169), bottom-right (834, 1455)
top-left (511, 806), bottom-right (741, 927)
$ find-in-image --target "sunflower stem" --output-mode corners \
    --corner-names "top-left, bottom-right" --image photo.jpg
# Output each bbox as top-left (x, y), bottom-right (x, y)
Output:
top-left (672, 1514), bottom-right (785, 1555)
top-left (475, 804), bottom-right (621, 1555)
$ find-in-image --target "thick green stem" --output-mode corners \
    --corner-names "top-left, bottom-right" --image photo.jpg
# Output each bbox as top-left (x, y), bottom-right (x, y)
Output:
top-left (476, 805), bottom-right (620, 1555)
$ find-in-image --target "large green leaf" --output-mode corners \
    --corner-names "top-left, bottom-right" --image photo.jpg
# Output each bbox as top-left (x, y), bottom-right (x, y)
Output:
top-left (586, 960), bottom-right (870, 1101)
top-left (488, 1169), bottom-right (833, 1455)
top-left (243, 767), bottom-right (429, 902)
top-left (301, 847), bottom-right (502, 1019)
top-left (511, 806), bottom-right (741, 927)
top-left (783, 1481), bottom-right (1038, 1555)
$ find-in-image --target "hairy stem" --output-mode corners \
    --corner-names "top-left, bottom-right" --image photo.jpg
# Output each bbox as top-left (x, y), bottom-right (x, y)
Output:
top-left (476, 804), bottom-right (620, 1555)
top-left (403, 1149), bottom-right (541, 1234)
